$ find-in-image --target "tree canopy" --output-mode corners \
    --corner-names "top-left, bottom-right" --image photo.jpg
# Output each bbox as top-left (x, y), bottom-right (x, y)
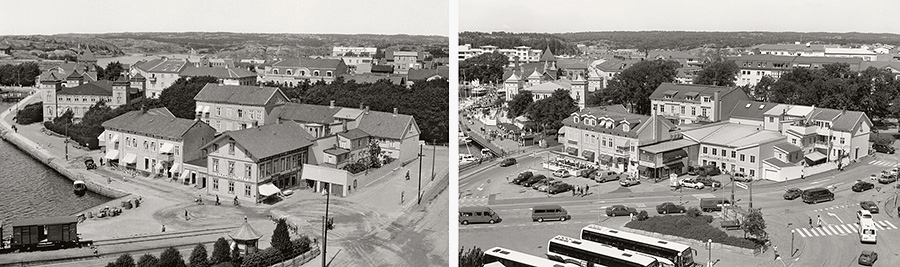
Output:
top-left (458, 246), bottom-right (484, 267)
top-left (694, 60), bottom-right (739, 86)
top-left (210, 238), bottom-right (232, 265)
top-left (506, 91), bottom-right (533, 119)
top-left (525, 89), bottom-right (578, 134)
top-left (159, 76), bottom-right (220, 119)
top-left (590, 60), bottom-right (679, 115)
top-left (159, 247), bottom-right (187, 267)
top-left (189, 243), bottom-right (210, 267)
top-left (459, 52), bottom-right (508, 84)
top-left (0, 62), bottom-right (41, 86)
top-left (741, 208), bottom-right (767, 240)
top-left (271, 218), bottom-right (291, 254)
top-left (97, 61), bottom-right (127, 81)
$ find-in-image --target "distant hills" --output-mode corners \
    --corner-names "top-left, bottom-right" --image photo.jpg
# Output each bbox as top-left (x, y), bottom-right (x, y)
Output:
top-left (461, 31), bottom-right (900, 53)
top-left (0, 32), bottom-right (448, 61)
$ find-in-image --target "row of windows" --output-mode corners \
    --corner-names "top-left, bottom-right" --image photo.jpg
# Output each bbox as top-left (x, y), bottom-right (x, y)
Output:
top-left (211, 179), bottom-right (253, 197)
top-left (271, 69), bottom-right (334, 77)
top-left (120, 136), bottom-right (180, 156)
top-left (653, 104), bottom-right (707, 117)
top-left (214, 107), bottom-right (262, 119)
top-left (210, 151), bottom-right (307, 179)
top-left (702, 160), bottom-right (756, 177)
top-left (702, 146), bottom-right (755, 163)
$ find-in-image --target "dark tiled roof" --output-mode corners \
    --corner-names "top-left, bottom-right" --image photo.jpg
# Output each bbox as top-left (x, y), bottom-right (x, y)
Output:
top-left (773, 142), bottom-right (802, 153)
top-left (556, 59), bottom-right (591, 70)
top-left (337, 128), bottom-right (370, 139)
top-left (101, 108), bottom-right (201, 140)
top-left (763, 157), bottom-right (794, 168)
top-left (358, 110), bottom-right (416, 140)
top-left (210, 122), bottom-right (315, 161)
top-left (185, 158), bottom-right (207, 167)
top-left (134, 58), bottom-right (187, 73)
top-left (180, 65), bottom-right (256, 79)
top-left (407, 68), bottom-right (448, 81)
top-left (649, 83), bottom-right (739, 101)
top-left (539, 48), bottom-right (556, 62)
top-left (194, 84), bottom-right (282, 106)
top-left (277, 103), bottom-right (341, 124)
top-left (371, 65), bottom-right (394, 73)
top-left (78, 50), bottom-right (96, 62)
top-left (11, 216), bottom-right (78, 227)
top-left (729, 101), bottom-right (778, 120)
top-left (562, 106), bottom-right (650, 137)
top-left (324, 147), bottom-right (350, 155)
top-left (272, 57), bottom-right (343, 69)
top-left (595, 58), bottom-right (639, 72)
top-left (58, 80), bottom-right (113, 96)
top-left (341, 73), bottom-right (404, 85)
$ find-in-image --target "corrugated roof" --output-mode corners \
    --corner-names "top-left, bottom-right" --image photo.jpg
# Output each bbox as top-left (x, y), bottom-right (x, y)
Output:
top-left (102, 108), bottom-right (201, 140)
top-left (180, 65), bottom-right (256, 79)
top-left (11, 216), bottom-right (78, 227)
top-left (337, 128), bottom-right (369, 139)
top-left (134, 58), bottom-right (187, 73)
top-left (763, 157), bottom-right (794, 168)
top-left (333, 108), bottom-right (363, 120)
top-left (194, 84), bottom-right (283, 106)
top-left (682, 123), bottom-right (783, 148)
top-left (640, 139), bottom-right (698, 154)
top-left (523, 81), bottom-right (568, 93)
top-left (208, 122), bottom-right (314, 161)
top-left (650, 83), bottom-right (738, 101)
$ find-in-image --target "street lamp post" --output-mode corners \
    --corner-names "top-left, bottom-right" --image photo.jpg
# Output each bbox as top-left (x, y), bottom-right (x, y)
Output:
top-left (431, 139), bottom-right (436, 181)
top-left (64, 123), bottom-right (69, 161)
top-left (707, 239), bottom-right (712, 267)
top-left (322, 188), bottom-right (330, 267)
top-left (417, 144), bottom-right (423, 204)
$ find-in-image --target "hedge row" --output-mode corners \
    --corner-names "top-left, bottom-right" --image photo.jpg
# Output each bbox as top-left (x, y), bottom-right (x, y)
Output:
top-left (625, 214), bottom-right (761, 249)
top-left (43, 121), bottom-right (100, 150)
top-left (240, 236), bottom-right (312, 267)
top-left (15, 101), bottom-right (43, 125)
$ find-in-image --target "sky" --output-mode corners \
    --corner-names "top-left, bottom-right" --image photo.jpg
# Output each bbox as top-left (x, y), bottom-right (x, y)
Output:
top-left (0, 0), bottom-right (449, 36)
top-left (461, 0), bottom-right (900, 34)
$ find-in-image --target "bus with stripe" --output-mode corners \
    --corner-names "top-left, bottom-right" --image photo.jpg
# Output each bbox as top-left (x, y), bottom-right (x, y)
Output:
top-left (546, 235), bottom-right (660, 267)
top-left (483, 247), bottom-right (581, 267)
top-left (580, 225), bottom-right (695, 267)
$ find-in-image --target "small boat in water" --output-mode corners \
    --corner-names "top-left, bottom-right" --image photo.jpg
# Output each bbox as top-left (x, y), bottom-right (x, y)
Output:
top-left (73, 180), bottom-right (86, 195)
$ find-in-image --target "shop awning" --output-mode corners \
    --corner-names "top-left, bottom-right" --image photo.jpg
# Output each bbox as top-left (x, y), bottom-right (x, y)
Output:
top-left (665, 161), bottom-right (685, 170)
top-left (110, 133), bottom-right (120, 142)
top-left (599, 154), bottom-right (613, 163)
top-left (565, 147), bottom-right (578, 156)
top-left (104, 150), bottom-right (119, 160)
top-left (558, 128), bottom-right (566, 134)
top-left (169, 162), bottom-right (181, 173)
top-left (159, 143), bottom-right (174, 154)
top-left (638, 165), bottom-right (649, 172)
top-left (662, 149), bottom-right (689, 163)
top-left (122, 153), bottom-right (137, 164)
top-left (258, 183), bottom-right (281, 197)
top-left (615, 138), bottom-right (631, 149)
top-left (805, 151), bottom-right (826, 161)
top-left (582, 150), bottom-right (595, 161)
top-left (180, 171), bottom-right (190, 179)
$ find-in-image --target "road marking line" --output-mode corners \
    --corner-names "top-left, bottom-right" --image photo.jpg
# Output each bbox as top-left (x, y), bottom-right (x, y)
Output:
top-left (885, 221), bottom-right (897, 229)
top-left (874, 223), bottom-right (885, 230)
top-left (821, 227), bottom-right (833, 235)
top-left (796, 229), bottom-right (806, 237)
top-left (812, 228), bottom-right (822, 236)
top-left (832, 225), bottom-right (845, 235)
top-left (841, 225), bottom-right (853, 234)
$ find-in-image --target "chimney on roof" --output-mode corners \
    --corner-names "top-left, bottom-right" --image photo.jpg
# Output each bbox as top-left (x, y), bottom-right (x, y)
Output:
top-left (330, 100), bottom-right (335, 109)
top-left (393, 107), bottom-right (398, 116)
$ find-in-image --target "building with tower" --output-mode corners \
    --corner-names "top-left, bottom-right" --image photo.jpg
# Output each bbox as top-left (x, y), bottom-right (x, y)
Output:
top-left (41, 76), bottom-right (144, 122)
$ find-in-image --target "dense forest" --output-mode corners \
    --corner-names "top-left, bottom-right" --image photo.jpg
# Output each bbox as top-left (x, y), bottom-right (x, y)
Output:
top-left (458, 32), bottom-right (579, 55)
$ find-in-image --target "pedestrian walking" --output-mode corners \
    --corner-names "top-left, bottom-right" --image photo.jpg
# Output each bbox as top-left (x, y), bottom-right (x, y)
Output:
top-left (809, 217), bottom-right (813, 229)
top-left (586, 184), bottom-right (589, 192)
top-left (816, 214), bottom-right (822, 227)
top-left (401, 191), bottom-right (405, 203)
top-left (773, 245), bottom-right (778, 260)
top-left (107, 176), bottom-right (111, 184)
top-left (185, 210), bottom-right (189, 221)
top-left (216, 195), bottom-right (220, 205)
top-left (406, 170), bottom-right (410, 180)
top-left (161, 224), bottom-right (166, 232)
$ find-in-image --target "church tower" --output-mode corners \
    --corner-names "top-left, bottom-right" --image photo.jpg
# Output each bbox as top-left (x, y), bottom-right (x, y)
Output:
top-left (40, 73), bottom-right (63, 121)
top-left (111, 76), bottom-right (130, 108)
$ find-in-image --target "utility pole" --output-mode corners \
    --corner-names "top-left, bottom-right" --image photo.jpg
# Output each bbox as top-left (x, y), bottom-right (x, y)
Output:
top-left (417, 144), bottom-right (423, 204)
top-left (749, 180), bottom-right (753, 210)
top-left (730, 174), bottom-right (735, 204)
top-left (431, 139), bottom-right (436, 181)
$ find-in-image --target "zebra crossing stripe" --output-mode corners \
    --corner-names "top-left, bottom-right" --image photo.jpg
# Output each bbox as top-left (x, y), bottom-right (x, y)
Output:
top-left (885, 221), bottom-right (898, 229)
top-left (875, 223), bottom-right (885, 231)
top-left (834, 225), bottom-right (846, 235)
top-left (841, 225), bottom-right (854, 233)
top-left (796, 229), bottom-right (807, 237)
top-left (822, 226), bottom-right (835, 235)
top-left (810, 228), bottom-right (821, 236)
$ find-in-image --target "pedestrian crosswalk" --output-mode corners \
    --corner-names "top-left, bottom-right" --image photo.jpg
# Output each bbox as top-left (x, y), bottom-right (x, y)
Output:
top-left (692, 193), bottom-right (716, 199)
top-left (636, 203), bottom-right (646, 208)
top-left (812, 204), bottom-right (852, 213)
top-left (459, 196), bottom-right (488, 207)
top-left (794, 220), bottom-right (898, 238)
top-left (869, 160), bottom-right (899, 167)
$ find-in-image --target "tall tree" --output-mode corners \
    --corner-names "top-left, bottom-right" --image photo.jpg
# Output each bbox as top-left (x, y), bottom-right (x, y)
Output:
top-left (271, 218), bottom-right (292, 254)
top-left (189, 243), bottom-right (210, 267)
top-left (741, 208), bottom-right (767, 240)
top-left (102, 62), bottom-right (127, 81)
top-left (113, 254), bottom-right (136, 267)
top-left (525, 89), bottom-right (578, 134)
top-left (694, 60), bottom-right (739, 86)
top-left (136, 254), bottom-right (159, 267)
top-left (595, 60), bottom-right (679, 115)
top-left (506, 91), bottom-right (533, 119)
top-left (210, 237), bottom-right (232, 264)
top-left (159, 76), bottom-right (220, 119)
top-left (752, 76), bottom-right (776, 101)
top-left (459, 52), bottom-right (508, 84)
top-left (159, 247), bottom-right (187, 267)
top-left (458, 246), bottom-right (484, 267)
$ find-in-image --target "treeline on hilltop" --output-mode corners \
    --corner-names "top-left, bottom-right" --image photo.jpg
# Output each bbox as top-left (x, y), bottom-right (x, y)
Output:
top-left (557, 31), bottom-right (900, 51)
top-left (459, 32), bottom-right (579, 55)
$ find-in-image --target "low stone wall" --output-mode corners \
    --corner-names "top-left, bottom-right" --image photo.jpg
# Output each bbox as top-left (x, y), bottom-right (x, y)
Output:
top-left (0, 128), bottom-right (129, 200)
top-left (624, 227), bottom-right (760, 257)
top-left (271, 246), bottom-right (321, 267)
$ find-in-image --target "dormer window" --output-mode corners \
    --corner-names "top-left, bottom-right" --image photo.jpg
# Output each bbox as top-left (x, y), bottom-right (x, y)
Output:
top-left (573, 116), bottom-right (580, 123)
top-left (273, 69), bottom-right (279, 75)
top-left (313, 70), bottom-right (320, 76)
top-left (286, 69), bottom-right (293, 75)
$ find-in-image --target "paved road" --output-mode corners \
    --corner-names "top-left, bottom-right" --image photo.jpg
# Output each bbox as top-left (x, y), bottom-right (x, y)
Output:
top-left (460, 152), bottom-right (900, 266)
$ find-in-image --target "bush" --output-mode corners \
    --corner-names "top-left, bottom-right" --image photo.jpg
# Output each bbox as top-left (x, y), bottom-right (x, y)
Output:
top-left (189, 243), bottom-right (210, 267)
top-left (240, 235), bottom-right (314, 267)
top-left (210, 237), bottom-right (231, 264)
top-left (15, 102), bottom-right (42, 125)
top-left (626, 214), bottom-right (760, 249)
top-left (136, 254), bottom-right (159, 267)
top-left (686, 207), bottom-right (702, 218)
top-left (635, 210), bottom-right (649, 221)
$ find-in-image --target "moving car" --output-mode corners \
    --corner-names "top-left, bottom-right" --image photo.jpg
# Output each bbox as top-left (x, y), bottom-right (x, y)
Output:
top-left (619, 177), bottom-right (640, 187)
top-left (695, 177), bottom-right (722, 188)
top-left (873, 143), bottom-right (895, 154)
top-left (852, 181), bottom-right (874, 192)
top-left (605, 205), bottom-right (637, 217)
top-left (499, 158), bottom-right (517, 167)
top-left (532, 205), bottom-right (570, 222)
top-left (591, 171), bottom-right (622, 182)
top-left (783, 188), bottom-right (802, 200)
top-left (656, 202), bottom-right (686, 214)
top-left (552, 169), bottom-right (571, 178)
top-left (802, 187), bottom-right (835, 204)
top-left (730, 172), bottom-right (752, 182)
top-left (679, 179), bottom-right (705, 189)
top-left (522, 174), bottom-right (547, 187)
top-left (459, 206), bottom-right (502, 225)
top-left (548, 183), bottom-right (573, 194)
top-left (512, 171), bottom-right (533, 185)
top-left (860, 201), bottom-right (879, 214)
top-left (857, 210), bottom-right (873, 221)
top-left (699, 198), bottom-right (731, 212)
top-left (858, 250), bottom-right (877, 266)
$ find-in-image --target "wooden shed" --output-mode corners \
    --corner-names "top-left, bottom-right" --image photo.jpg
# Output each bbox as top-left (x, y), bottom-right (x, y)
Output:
top-left (10, 216), bottom-right (79, 247)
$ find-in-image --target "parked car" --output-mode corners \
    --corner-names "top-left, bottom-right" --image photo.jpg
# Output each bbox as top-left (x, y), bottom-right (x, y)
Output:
top-left (860, 201), bottom-right (880, 214)
top-left (580, 169), bottom-right (597, 178)
top-left (695, 177), bottom-right (722, 188)
top-left (695, 165), bottom-right (721, 176)
top-left (874, 143), bottom-right (895, 154)
top-left (853, 181), bottom-right (875, 192)
top-left (591, 171), bottom-right (622, 182)
top-left (783, 188), bottom-right (802, 200)
top-left (552, 169), bottom-right (571, 178)
top-left (858, 250), bottom-right (878, 266)
top-left (878, 174), bottom-right (897, 184)
top-left (539, 180), bottom-right (562, 192)
top-left (605, 205), bottom-right (637, 217)
top-left (656, 202), bottom-right (686, 214)
top-left (513, 171), bottom-right (533, 185)
top-left (499, 158), bottom-right (516, 167)
top-left (731, 172), bottom-right (752, 182)
top-left (619, 177), bottom-right (641, 187)
top-left (548, 183), bottom-right (573, 194)
top-left (523, 174), bottom-right (547, 187)
top-left (531, 177), bottom-right (555, 190)
top-left (679, 179), bottom-right (705, 189)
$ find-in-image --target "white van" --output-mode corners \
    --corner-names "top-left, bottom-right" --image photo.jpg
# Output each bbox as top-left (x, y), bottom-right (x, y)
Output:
top-left (860, 221), bottom-right (877, 243)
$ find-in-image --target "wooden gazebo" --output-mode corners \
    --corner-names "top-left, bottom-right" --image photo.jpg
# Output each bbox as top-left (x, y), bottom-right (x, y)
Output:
top-left (229, 217), bottom-right (263, 255)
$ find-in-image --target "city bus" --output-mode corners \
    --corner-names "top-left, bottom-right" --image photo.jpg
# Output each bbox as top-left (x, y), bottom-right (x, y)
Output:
top-left (546, 235), bottom-right (661, 267)
top-left (483, 247), bottom-right (581, 267)
top-left (860, 221), bottom-right (877, 243)
top-left (580, 225), bottom-right (695, 267)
